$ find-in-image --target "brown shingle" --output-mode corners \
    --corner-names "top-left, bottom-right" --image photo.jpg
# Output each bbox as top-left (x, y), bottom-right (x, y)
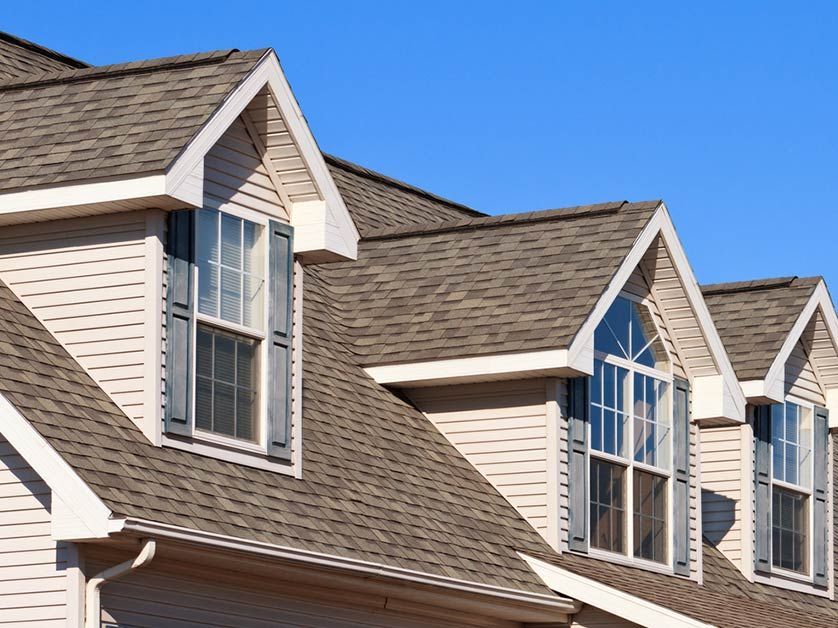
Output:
top-left (0, 31), bottom-right (87, 79)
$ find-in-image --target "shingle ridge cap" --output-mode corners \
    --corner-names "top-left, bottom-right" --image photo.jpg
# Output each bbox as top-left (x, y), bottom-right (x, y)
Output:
top-left (323, 153), bottom-right (484, 218)
top-left (361, 199), bottom-right (660, 242)
top-left (0, 30), bottom-right (89, 70)
top-left (0, 48), bottom-right (263, 92)
top-left (701, 275), bottom-right (823, 296)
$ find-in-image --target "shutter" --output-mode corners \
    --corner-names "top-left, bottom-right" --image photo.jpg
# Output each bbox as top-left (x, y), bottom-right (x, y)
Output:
top-left (568, 376), bottom-right (589, 553)
top-left (813, 405), bottom-right (829, 587)
top-left (672, 378), bottom-right (691, 576)
top-left (267, 221), bottom-right (294, 460)
top-left (753, 404), bottom-right (773, 573)
top-left (164, 210), bottom-right (195, 436)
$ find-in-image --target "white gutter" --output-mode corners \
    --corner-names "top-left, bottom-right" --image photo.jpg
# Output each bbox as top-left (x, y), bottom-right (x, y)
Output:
top-left (85, 539), bottom-right (156, 628)
top-left (118, 518), bottom-right (577, 613)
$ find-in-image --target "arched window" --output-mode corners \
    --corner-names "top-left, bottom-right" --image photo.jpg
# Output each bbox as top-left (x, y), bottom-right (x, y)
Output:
top-left (589, 295), bottom-right (672, 564)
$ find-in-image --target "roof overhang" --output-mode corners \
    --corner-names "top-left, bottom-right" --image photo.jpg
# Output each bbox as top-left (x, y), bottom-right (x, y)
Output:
top-left (520, 553), bottom-right (713, 628)
top-left (0, 50), bottom-right (359, 262)
top-left (366, 205), bottom-right (747, 425)
top-left (742, 280), bottom-right (838, 427)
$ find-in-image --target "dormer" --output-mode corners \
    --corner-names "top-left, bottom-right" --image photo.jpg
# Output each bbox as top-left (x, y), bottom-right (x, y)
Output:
top-left (701, 276), bottom-right (838, 595)
top-left (351, 201), bottom-right (744, 580)
top-left (0, 48), bottom-right (359, 474)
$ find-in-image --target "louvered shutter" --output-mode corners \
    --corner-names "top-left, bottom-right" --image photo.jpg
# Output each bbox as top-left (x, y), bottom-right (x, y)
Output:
top-left (753, 404), bottom-right (773, 573)
top-left (568, 376), bottom-right (589, 552)
top-left (813, 405), bottom-right (829, 587)
top-left (164, 210), bottom-right (195, 435)
top-left (267, 221), bottom-right (294, 459)
top-left (672, 378), bottom-right (691, 576)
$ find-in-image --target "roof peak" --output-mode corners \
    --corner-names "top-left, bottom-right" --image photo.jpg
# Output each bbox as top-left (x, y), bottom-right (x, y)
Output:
top-left (324, 153), bottom-right (484, 218)
top-left (0, 31), bottom-right (89, 70)
top-left (701, 275), bottom-right (821, 296)
top-left (0, 48), bottom-right (266, 92)
top-left (361, 200), bottom-right (661, 241)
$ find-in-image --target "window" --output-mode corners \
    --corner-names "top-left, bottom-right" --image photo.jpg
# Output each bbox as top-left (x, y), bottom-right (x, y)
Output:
top-left (165, 209), bottom-right (294, 460)
top-left (589, 295), bottom-right (673, 565)
top-left (770, 401), bottom-right (813, 574)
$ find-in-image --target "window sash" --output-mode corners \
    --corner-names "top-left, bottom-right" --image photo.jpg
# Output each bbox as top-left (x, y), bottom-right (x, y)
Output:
top-left (772, 485), bottom-right (809, 574)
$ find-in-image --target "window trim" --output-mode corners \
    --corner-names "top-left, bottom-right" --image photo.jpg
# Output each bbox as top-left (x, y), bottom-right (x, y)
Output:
top-left (587, 293), bottom-right (676, 569)
top-left (189, 208), bottom-right (273, 454)
top-left (769, 395), bottom-right (816, 578)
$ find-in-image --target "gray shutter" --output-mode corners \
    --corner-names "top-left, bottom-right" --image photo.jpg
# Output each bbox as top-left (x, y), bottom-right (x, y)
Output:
top-left (672, 378), bottom-right (691, 576)
top-left (164, 210), bottom-right (195, 436)
top-left (813, 405), bottom-right (829, 587)
top-left (753, 404), bottom-right (773, 573)
top-left (267, 221), bottom-right (294, 460)
top-left (568, 376), bottom-right (589, 553)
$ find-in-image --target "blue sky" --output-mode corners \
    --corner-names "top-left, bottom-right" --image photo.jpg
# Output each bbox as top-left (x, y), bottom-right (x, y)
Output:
top-left (5, 2), bottom-right (838, 289)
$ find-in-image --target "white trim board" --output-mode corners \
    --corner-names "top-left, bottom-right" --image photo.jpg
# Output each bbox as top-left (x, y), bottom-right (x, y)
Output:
top-left (0, 393), bottom-right (117, 539)
top-left (520, 553), bottom-right (714, 628)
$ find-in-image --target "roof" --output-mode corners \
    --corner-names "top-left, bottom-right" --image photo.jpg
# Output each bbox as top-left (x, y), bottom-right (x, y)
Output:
top-left (325, 153), bottom-right (484, 235)
top-left (701, 276), bottom-right (821, 380)
top-left (0, 31), bottom-right (87, 78)
top-left (0, 267), bottom-right (558, 596)
top-left (324, 200), bottom-right (661, 365)
top-left (530, 540), bottom-right (838, 628)
top-left (0, 48), bottom-right (267, 193)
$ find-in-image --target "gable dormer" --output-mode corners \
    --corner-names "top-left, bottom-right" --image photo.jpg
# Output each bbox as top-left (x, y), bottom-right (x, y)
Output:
top-left (0, 48), bottom-right (359, 475)
top-left (701, 276), bottom-right (838, 596)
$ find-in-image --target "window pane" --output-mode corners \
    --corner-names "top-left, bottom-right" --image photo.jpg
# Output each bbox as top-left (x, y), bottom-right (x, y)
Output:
top-left (595, 297), bottom-right (631, 358)
top-left (196, 210), bottom-right (220, 318)
top-left (771, 486), bottom-right (808, 573)
top-left (196, 210), bottom-right (219, 263)
top-left (243, 220), bottom-right (261, 275)
top-left (591, 406), bottom-right (603, 452)
top-left (633, 470), bottom-right (667, 563)
top-left (220, 213), bottom-right (242, 269)
top-left (220, 266), bottom-right (243, 325)
top-left (772, 402), bottom-right (812, 489)
top-left (197, 261), bottom-right (219, 318)
top-left (591, 360), bottom-right (603, 405)
top-left (243, 273), bottom-right (264, 328)
top-left (590, 459), bottom-right (626, 554)
top-left (194, 324), bottom-right (259, 443)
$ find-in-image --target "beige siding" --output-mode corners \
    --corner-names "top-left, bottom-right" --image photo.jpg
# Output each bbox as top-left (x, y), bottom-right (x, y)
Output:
top-left (700, 426), bottom-right (744, 567)
top-left (204, 116), bottom-right (289, 220)
top-left (97, 559), bottom-right (514, 628)
top-left (571, 606), bottom-right (639, 628)
top-left (407, 381), bottom-right (549, 537)
top-left (785, 339), bottom-right (825, 405)
top-left (810, 309), bottom-right (838, 389)
top-left (0, 437), bottom-right (67, 626)
top-left (0, 213), bottom-right (150, 427)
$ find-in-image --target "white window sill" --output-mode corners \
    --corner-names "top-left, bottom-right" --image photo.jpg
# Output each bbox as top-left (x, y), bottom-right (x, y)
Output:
top-left (162, 434), bottom-right (298, 477)
top-left (585, 547), bottom-right (688, 579)
top-left (752, 570), bottom-right (830, 597)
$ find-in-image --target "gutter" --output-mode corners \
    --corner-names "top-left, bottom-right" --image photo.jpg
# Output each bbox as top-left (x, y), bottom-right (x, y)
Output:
top-left (85, 539), bottom-right (156, 628)
top-left (116, 518), bottom-right (577, 613)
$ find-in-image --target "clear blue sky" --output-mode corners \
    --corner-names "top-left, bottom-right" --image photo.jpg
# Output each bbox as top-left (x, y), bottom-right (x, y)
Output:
top-left (5, 2), bottom-right (838, 289)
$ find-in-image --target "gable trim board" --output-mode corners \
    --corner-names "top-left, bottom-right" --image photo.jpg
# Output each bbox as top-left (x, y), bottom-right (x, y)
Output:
top-left (365, 204), bottom-right (745, 424)
top-left (520, 554), bottom-right (713, 628)
top-left (0, 50), bottom-right (359, 263)
top-left (0, 393), bottom-right (117, 540)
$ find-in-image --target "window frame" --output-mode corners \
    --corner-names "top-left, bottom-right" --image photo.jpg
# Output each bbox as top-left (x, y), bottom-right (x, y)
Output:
top-left (770, 395), bottom-right (816, 580)
top-left (587, 292), bottom-right (676, 570)
top-left (189, 206), bottom-right (273, 454)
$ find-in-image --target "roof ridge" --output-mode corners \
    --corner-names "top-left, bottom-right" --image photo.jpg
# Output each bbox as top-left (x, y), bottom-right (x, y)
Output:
top-left (324, 153), bottom-right (485, 218)
top-left (361, 200), bottom-right (661, 241)
top-left (0, 48), bottom-right (249, 92)
top-left (701, 275), bottom-right (821, 296)
top-left (0, 31), bottom-right (89, 70)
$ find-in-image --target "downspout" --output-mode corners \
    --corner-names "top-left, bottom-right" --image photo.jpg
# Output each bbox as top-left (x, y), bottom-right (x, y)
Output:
top-left (85, 539), bottom-right (156, 628)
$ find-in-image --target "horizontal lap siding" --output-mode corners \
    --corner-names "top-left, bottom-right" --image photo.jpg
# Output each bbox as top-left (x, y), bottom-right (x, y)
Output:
top-left (700, 426), bottom-right (743, 566)
top-left (408, 381), bottom-right (550, 538)
top-left (0, 437), bottom-right (66, 626)
top-left (0, 213), bottom-right (148, 427)
top-left (785, 339), bottom-right (825, 405)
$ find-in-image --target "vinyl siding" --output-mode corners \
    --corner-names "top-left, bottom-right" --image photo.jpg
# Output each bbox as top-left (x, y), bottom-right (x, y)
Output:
top-left (0, 437), bottom-right (67, 626)
top-left (700, 426), bottom-right (745, 567)
top-left (96, 559), bottom-right (515, 628)
top-left (0, 213), bottom-right (150, 428)
top-left (785, 339), bottom-right (825, 405)
top-left (571, 606), bottom-right (639, 628)
top-left (407, 381), bottom-right (550, 538)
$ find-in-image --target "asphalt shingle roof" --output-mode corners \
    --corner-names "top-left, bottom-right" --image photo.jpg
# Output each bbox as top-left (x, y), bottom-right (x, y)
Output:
top-left (0, 31), bottom-right (87, 79)
top-left (324, 200), bottom-right (661, 365)
top-left (0, 48), bottom-right (266, 193)
top-left (701, 276), bottom-right (820, 381)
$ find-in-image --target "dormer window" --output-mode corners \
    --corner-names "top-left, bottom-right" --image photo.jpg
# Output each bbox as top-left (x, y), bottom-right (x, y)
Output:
top-left (164, 209), bottom-right (294, 461)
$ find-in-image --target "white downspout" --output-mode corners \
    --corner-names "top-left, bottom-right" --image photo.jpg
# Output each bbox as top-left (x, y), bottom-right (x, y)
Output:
top-left (85, 539), bottom-right (156, 628)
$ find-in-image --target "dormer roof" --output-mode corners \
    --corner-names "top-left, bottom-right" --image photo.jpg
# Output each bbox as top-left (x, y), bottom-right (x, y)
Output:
top-left (0, 31), bottom-right (88, 78)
